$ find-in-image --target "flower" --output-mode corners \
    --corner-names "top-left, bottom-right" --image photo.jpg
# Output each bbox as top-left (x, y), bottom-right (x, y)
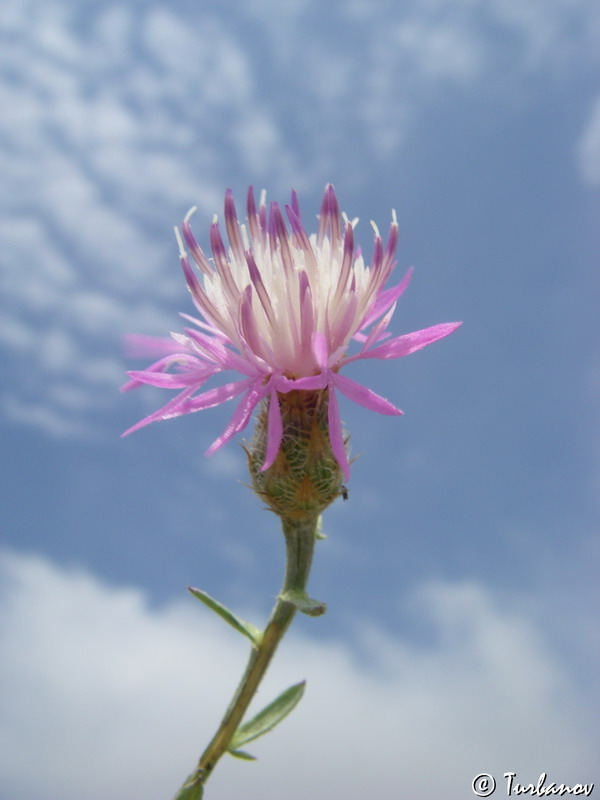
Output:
top-left (122, 185), bottom-right (461, 480)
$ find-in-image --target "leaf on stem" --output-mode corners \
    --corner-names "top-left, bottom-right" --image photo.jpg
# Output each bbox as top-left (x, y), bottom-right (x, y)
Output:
top-left (188, 587), bottom-right (262, 646)
top-left (228, 748), bottom-right (257, 761)
top-left (172, 771), bottom-right (204, 800)
top-left (228, 681), bottom-right (306, 754)
top-left (279, 588), bottom-right (327, 616)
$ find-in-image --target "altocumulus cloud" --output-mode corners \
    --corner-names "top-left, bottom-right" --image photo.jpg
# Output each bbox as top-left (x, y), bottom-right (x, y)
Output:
top-left (0, 0), bottom-right (291, 439)
top-left (2, 0), bottom-right (599, 438)
top-left (0, 548), bottom-right (596, 800)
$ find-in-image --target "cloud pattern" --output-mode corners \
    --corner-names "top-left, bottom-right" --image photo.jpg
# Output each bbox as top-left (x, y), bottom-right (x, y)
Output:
top-left (2, 0), bottom-right (599, 436)
top-left (0, 547), bottom-right (596, 800)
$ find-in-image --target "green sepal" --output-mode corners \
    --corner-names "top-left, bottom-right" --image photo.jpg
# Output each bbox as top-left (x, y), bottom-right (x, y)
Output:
top-left (172, 771), bottom-right (204, 800)
top-left (228, 748), bottom-right (257, 761)
top-left (228, 681), bottom-right (305, 752)
top-left (279, 588), bottom-right (327, 617)
top-left (188, 587), bottom-right (262, 646)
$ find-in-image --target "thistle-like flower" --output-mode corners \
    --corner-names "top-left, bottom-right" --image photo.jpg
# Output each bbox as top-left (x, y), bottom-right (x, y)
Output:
top-left (122, 185), bottom-right (461, 481)
top-left (123, 188), bottom-right (462, 794)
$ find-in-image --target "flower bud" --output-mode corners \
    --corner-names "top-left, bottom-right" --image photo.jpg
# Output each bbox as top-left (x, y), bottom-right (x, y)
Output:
top-left (246, 389), bottom-right (345, 520)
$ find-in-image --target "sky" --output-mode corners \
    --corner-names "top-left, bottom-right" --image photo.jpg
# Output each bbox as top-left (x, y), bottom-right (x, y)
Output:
top-left (1, 0), bottom-right (599, 798)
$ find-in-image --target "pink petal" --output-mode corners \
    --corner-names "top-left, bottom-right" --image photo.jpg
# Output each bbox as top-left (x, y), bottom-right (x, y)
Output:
top-left (179, 313), bottom-right (232, 342)
top-left (382, 219), bottom-right (399, 274)
top-left (258, 195), bottom-right (267, 240)
top-left (358, 302), bottom-right (397, 355)
top-left (332, 373), bottom-right (403, 416)
top-left (362, 322), bottom-right (462, 360)
top-left (205, 381), bottom-right (265, 456)
top-left (210, 220), bottom-right (239, 301)
top-left (125, 365), bottom-right (215, 389)
top-left (332, 222), bottom-right (354, 305)
top-left (290, 188), bottom-right (301, 220)
top-left (179, 252), bottom-right (226, 330)
top-left (184, 328), bottom-right (260, 376)
top-left (261, 387), bottom-right (283, 470)
top-left (246, 186), bottom-right (260, 243)
top-left (120, 385), bottom-right (203, 436)
top-left (120, 354), bottom-right (204, 392)
top-left (224, 188), bottom-right (245, 264)
top-left (317, 184), bottom-right (341, 247)
top-left (182, 328), bottom-right (229, 364)
top-left (327, 386), bottom-right (350, 481)
top-left (245, 251), bottom-right (276, 328)
top-left (269, 202), bottom-right (294, 278)
top-left (329, 291), bottom-right (358, 353)
top-left (275, 373), bottom-right (328, 392)
top-left (312, 332), bottom-right (329, 371)
top-left (181, 377), bottom-right (256, 414)
top-left (181, 217), bottom-right (213, 276)
top-left (285, 204), bottom-right (319, 274)
top-left (299, 271), bottom-right (315, 362)
top-left (238, 286), bottom-right (273, 374)
top-left (364, 234), bottom-right (383, 298)
top-left (329, 342), bottom-right (350, 366)
top-left (357, 267), bottom-right (413, 331)
top-left (123, 334), bottom-right (186, 359)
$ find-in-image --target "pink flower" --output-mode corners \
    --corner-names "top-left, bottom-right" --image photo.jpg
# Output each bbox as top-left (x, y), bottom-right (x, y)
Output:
top-left (122, 185), bottom-right (461, 480)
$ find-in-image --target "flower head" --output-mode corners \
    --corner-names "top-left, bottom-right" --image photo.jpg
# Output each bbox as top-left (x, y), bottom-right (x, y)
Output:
top-left (122, 185), bottom-right (461, 480)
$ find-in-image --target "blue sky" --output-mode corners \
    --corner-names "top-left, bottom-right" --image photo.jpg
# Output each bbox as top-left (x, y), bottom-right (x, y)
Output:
top-left (1, 1), bottom-right (599, 798)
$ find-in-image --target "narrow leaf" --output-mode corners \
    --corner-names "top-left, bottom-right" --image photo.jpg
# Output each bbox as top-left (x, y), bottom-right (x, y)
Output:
top-left (188, 587), bottom-right (262, 646)
top-left (279, 588), bottom-right (327, 617)
top-left (172, 771), bottom-right (204, 800)
top-left (229, 681), bottom-right (306, 750)
top-left (228, 749), bottom-right (257, 761)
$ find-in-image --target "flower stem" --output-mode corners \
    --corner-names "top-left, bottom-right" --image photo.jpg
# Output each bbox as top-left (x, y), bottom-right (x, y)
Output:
top-left (177, 515), bottom-right (320, 797)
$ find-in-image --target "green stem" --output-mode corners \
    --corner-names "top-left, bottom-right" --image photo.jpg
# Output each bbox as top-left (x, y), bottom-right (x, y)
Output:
top-left (178, 515), bottom-right (319, 797)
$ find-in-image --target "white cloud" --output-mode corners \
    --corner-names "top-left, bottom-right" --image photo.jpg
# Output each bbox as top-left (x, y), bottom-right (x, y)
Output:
top-left (143, 9), bottom-right (251, 102)
top-left (2, 0), bottom-right (599, 437)
top-left (488, 0), bottom-right (600, 70)
top-left (391, 18), bottom-right (484, 82)
top-left (577, 94), bottom-right (600, 186)
top-left (0, 317), bottom-right (36, 353)
top-left (0, 1), bottom-right (300, 437)
top-left (1, 397), bottom-right (91, 438)
top-left (0, 549), bottom-right (596, 800)
top-left (243, 0), bottom-right (600, 167)
top-left (346, 0), bottom-right (600, 72)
